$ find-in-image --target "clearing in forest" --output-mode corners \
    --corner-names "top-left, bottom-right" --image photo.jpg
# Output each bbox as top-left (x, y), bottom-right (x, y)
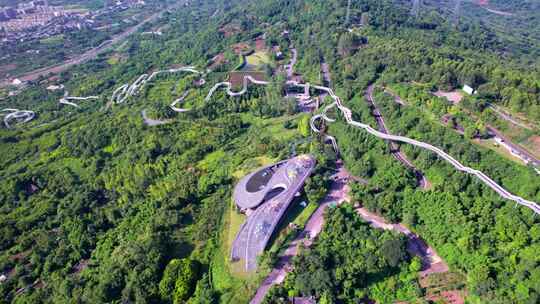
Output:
top-left (525, 136), bottom-right (540, 159)
top-left (228, 71), bottom-right (266, 87)
top-left (231, 42), bottom-right (251, 55)
top-left (245, 51), bottom-right (269, 67)
top-left (420, 272), bottom-right (466, 304)
top-left (239, 51), bottom-right (270, 72)
top-left (254, 37), bottom-right (266, 51)
top-left (433, 90), bottom-right (464, 104)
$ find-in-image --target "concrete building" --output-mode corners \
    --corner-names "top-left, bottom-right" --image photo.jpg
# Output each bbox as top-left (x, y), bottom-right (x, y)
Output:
top-left (463, 84), bottom-right (475, 95)
top-left (231, 155), bottom-right (315, 271)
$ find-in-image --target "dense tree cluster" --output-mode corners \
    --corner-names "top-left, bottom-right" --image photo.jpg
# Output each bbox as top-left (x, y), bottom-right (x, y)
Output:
top-left (0, 0), bottom-right (539, 303)
top-left (263, 205), bottom-right (421, 303)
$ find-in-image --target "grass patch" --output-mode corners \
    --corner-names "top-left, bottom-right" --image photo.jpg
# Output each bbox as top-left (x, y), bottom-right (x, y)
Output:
top-left (210, 154), bottom-right (280, 302)
top-left (107, 55), bottom-right (121, 65)
top-left (240, 112), bottom-right (302, 141)
top-left (420, 271), bottom-right (466, 293)
top-left (211, 202), bottom-right (259, 304)
top-left (293, 201), bottom-right (318, 227)
top-left (474, 138), bottom-right (525, 165)
top-left (232, 156), bottom-right (275, 180)
top-left (266, 195), bottom-right (313, 255)
top-left (199, 150), bottom-right (227, 171)
top-left (245, 51), bottom-right (270, 67)
top-left (40, 35), bottom-right (64, 45)
top-left (49, 157), bottom-right (90, 180)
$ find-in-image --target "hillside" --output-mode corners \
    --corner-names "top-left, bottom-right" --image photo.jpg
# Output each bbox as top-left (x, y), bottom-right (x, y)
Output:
top-left (0, 0), bottom-right (539, 303)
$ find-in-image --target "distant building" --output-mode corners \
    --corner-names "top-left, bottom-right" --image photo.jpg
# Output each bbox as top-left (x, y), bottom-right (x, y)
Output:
top-left (46, 84), bottom-right (64, 91)
top-left (463, 84), bottom-right (475, 95)
top-left (12, 78), bottom-right (22, 86)
top-left (0, 8), bottom-right (17, 21)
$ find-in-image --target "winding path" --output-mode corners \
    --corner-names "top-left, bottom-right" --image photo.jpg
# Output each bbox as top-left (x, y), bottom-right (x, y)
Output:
top-left (111, 66), bottom-right (202, 104)
top-left (284, 48), bottom-right (297, 79)
top-left (170, 91), bottom-right (191, 113)
top-left (312, 85), bottom-right (540, 214)
top-left (249, 162), bottom-right (350, 304)
top-left (141, 109), bottom-right (171, 126)
top-left (365, 85), bottom-right (429, 189)
top-left (204, 75), bottom-right (269, 102)
top-left (203, 68), bottom-right (540, 213)
top-left (59, 92), bottom-right (100, 108)
top-left (1, 109), bottom-right (35, 128)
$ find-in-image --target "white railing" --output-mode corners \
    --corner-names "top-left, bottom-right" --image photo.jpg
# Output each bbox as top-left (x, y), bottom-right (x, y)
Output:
top-left (111, 66), bottom-right (202, 104)
top-left (312, 87), bottom-right (540, 214)
top-left (1, 109), bottom-right (35, 128)
top-left (204, 76), bottom-right (270, 101)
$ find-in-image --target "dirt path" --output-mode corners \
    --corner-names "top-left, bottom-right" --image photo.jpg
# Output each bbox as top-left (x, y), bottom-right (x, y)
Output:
top-left (285, 48), bottom-right (297, 80)
top-left (384, 87), bottom-right (406, 105)
top-left (141, 109), bottom-right (171, 126)
top-left (354, 207), bottom-right (448, 275)
top-left (250, 50), bottom-right (445, 304)
top-left (488, 103), bottom-right (534, 131)
top-left (433, 90), bottom-right (463, 104)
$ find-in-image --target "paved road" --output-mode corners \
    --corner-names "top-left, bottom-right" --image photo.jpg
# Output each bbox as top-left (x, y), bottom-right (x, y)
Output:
top-left (0, 2), bottom-right (189, 87)
top-left (232, 156), bottom-right (316, 271)
top-left (365, 85), bottom-right (429, 189)
top-left (249, 162), bottom-right (350, 304)
top-left (312, 84), bottom-right (540, 214)
top-left (250, 51), bottom-right (454, 304)
top-left (487, 126), bottom-right (540, 166)
top-left (249, 160), bottom-right (448, 304)
top-left (355, 207), bottom-right (448, 275)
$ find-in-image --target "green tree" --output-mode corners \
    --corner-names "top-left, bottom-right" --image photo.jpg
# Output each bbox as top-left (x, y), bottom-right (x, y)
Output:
top-left (159, 258), bottom-right (199, 303)
top-left (187, 274), bottom-right (217, 304)
top-left (298, 114), bottom-right (311, 137)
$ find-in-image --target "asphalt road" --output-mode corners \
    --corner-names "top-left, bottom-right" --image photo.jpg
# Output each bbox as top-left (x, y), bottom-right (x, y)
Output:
top-left (250, 160), bottom-right (448, 304)
top-left (487, 126), bottom-right (540, 166)
top-left (249, 161), bottom-right (350, 304)
top-left (365, 85), bottom-right (429, 189)
top-left (1, 1), bottom-right (190, 87)
top-left (249, 49), bottom-right (540, 304)
top-left (318, 85), bottom-right (540, 214)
